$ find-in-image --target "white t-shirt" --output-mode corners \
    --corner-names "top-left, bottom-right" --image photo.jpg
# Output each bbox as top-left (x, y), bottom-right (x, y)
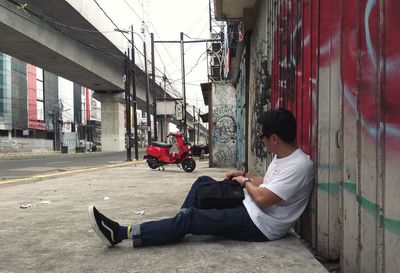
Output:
top-left (243, 148), bottom-right (314, 240)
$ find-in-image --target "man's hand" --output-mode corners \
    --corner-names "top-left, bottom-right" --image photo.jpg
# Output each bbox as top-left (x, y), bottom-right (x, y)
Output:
top-left (224, 170), bottom-right (245, 180)
top-left (232, 175), bottom-right (247, 187)
top-left (233, 176), bottom-right (282, 208)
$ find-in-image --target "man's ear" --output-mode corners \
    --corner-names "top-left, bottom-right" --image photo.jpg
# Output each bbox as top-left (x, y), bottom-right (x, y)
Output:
top-left (271, 134), bottom-right (279, 144)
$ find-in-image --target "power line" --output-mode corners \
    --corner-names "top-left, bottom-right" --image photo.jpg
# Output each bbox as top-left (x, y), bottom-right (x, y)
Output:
top-left (92, 0), bottom-right (182, 99)
top-left (121, 0), bottom-right (145, 23)
top-left (117, 0), bottom-right (208, 101)
top-left (92, 0), bottom-right (131, 44)
top-left (1, 1), bottom-right (124, 61)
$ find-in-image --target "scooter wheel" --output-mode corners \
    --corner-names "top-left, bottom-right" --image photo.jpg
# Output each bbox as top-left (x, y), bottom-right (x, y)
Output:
top-left (147, 157), bottom-right (160, 169)
top-left (182, 158), bottom-right (196, 172)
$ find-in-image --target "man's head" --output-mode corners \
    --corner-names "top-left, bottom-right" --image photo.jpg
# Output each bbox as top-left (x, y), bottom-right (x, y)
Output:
top-left (258, 108), bottom-right (297, 153)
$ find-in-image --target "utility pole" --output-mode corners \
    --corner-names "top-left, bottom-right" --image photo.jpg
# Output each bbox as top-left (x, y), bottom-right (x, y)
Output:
top-left (193, 105), bottom-right (196, 145)
top-left (153, 35), bottom-right (220, 141)
top-left (162, 71), bottom-right (167, 141)
top-left (144, 36), bottom-right (151, 145)
top-left (151, 33), bottom-right (157, 140)
top-left (130, 25), bottom-right (139, 160)
top-left (58, 100), bottom-right (63, 151)
top-left (198, 108), bottom-right (201, 145)
top-left (124, 51), bottom-right (132, 161)
top-left (180, 32), bottom-right (187, 139)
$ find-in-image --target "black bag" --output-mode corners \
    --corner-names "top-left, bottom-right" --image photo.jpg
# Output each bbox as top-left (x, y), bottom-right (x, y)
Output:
top-left (195, 180), bottom-right (245, 209)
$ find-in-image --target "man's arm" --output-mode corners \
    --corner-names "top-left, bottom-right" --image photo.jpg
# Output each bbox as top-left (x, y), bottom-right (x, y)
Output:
top-left (224, 170), bottom-right (264, 185)
top-left (233, 176), bottom-right (282, 208)
top-left (243, 173), bottom-right (264, 186)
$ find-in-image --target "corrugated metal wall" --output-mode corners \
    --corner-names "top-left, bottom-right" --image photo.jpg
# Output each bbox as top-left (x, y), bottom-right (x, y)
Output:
top-left (246, 0), bottom-right (400, 271)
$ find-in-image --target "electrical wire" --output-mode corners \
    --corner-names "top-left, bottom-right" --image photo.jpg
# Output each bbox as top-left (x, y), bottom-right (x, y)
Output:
top-left (117, 0), bottom-right (184, 98)
top-left (118, 0), bottom-right (210, 101)
top-left (92, 0), bottom-right (131, 44)
top-left (2, 0), bottom-right (176, 98)
top-left (121, 0), bottom-right (145, 23)
top-left (3, 0), bottom-right (209, 108)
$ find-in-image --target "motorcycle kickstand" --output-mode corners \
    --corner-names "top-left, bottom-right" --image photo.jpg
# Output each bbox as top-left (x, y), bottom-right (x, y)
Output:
top-left (158, 166), bottom-right (165, 171)
top-left (177, 164), bottom-right (182, 170)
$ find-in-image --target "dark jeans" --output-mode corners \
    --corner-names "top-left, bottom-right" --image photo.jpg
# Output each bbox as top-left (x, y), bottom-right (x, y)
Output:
top-left (132, 176), bottom-right (268, 247)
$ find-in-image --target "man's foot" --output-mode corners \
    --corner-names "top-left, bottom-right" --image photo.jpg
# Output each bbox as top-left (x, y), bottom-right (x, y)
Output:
top-left (88, 205), bottom-right (122, 247)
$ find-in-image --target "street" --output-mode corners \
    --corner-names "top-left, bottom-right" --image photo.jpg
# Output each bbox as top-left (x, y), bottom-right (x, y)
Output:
top-left (0, 160), bottom-right (327, 273)
top-left (0, 151), bottom-right (145, 180)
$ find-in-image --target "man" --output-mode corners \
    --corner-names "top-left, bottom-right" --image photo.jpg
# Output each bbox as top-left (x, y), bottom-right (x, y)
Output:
top-left (88, 108), bottom-right (314, 247)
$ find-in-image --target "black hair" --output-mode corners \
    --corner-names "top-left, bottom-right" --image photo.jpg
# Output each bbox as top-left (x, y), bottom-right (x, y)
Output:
top-left (258, 108), bottom-right (297, 143)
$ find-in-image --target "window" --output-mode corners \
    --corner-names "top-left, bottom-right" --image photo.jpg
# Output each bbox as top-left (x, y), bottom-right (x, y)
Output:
top-left (36, 67), bottom-right (44, 121)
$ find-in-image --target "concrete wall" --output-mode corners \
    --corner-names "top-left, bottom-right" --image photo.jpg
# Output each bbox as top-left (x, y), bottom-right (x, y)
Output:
top-left (235, 57), bottom-right (246, 170)
top-left (210, 82), bottom-right (236, 167)
top-left (0, 137), bottom-right (52, 153)
top-left (246, 0), bottom-right (270, 176)
top-left (244, 0), bottom-right (400, 272)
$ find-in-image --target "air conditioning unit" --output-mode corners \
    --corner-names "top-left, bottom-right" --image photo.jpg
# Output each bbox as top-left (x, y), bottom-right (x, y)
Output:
top-left (212, 43), bottom-right (221, 52)
top-left (213, 57), bottom-right (220, 66)
top-left (210, 65), bottom-right (220, 79)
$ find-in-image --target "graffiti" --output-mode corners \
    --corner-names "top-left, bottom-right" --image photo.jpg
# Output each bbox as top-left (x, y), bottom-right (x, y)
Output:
top-left (213, 115), bottom-right (236, 144)
top-left (247, 0), bottom-right (400, 268)
top-left (213, 104), bottom-right (234, 117)
top-left (213, 104), bottom-right (236, 144)
top-left (212, 84), bottom-right (237, 167)
top-left (340, 0), bottom-right (400, 140)
top-left (215, 88), bottom-right (231, 104)
top-left (236, 64), bottom-right (247, 169)
top-left (214, 146), bottom-right (235, 165)
top-left (0, 138), bottom-right (17, 147)
top-left (269, 0), bottom-right (316, 156)
top-left (250, 54), bottom-right (270, 162)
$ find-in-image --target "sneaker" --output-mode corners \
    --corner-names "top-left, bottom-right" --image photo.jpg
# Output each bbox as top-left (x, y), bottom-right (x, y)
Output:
top-left (88, 205), bottom-right (121, 247)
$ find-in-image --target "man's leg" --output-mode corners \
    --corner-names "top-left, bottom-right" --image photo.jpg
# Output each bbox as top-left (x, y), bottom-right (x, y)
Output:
top-left (180, 175), bottom-right (216, 209)
top-left (131, 204), bottom-right (268, 247)
top-left (88, 206), bottom-right (124, 247)
top-left (88, 176), bottom-right (217, 247)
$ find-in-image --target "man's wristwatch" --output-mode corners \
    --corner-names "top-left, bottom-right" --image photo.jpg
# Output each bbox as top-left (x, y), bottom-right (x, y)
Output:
top-left (242, 177), bottom-right (251, 188)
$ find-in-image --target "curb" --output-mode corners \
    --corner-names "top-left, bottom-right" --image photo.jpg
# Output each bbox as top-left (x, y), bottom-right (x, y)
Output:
top-left (0, 151), bottom-right (120, 160)
top-left (0, 159), bottom-right (146, 186)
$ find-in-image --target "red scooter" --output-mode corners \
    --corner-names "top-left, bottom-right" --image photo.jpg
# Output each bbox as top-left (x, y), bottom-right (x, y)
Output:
top-left (144, 132), bottom-right (196, 172)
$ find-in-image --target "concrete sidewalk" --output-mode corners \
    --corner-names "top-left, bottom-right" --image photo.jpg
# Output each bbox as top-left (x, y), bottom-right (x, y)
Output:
top-left (0, 160), bottom-right (328, 273)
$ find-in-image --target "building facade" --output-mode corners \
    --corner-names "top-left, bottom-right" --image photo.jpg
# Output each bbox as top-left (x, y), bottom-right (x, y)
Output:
top-left (0, 52), bottom-right (101, 152)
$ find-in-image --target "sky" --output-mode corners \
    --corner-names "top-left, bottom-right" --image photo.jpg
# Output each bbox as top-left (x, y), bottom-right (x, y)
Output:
top-left (95, 0), bottom-right (212, 115)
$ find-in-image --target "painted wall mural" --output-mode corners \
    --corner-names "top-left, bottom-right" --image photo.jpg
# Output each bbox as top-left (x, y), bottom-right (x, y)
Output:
top-left (211, 83), bottom-right (237, 167)
top-left (256, 0), bottom-right (400, 270)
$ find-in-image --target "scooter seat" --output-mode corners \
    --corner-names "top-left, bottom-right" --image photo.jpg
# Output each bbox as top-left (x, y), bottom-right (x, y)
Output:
top-left (151, 141), bottom-right (172, 148)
